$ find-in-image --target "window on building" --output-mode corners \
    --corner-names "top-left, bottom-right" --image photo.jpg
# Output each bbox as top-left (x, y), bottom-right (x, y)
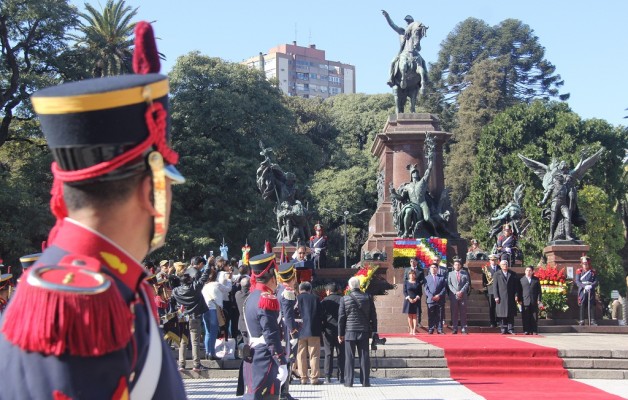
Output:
top-left (328, 76), bottom-right (341, 84)
top-left (309, 73), bottom-right (317, 79)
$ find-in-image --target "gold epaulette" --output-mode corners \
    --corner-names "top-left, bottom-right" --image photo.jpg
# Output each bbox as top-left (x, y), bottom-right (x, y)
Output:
top-left (282, 287), bottom-right (296, 301)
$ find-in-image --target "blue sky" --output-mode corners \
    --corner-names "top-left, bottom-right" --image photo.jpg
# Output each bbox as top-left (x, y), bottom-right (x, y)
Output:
top-left (73, 1), bottom-right (627, 127)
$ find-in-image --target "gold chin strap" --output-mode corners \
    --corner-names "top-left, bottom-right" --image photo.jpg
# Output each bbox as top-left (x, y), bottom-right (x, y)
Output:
top-left (148, 151), bottom-right (167, 252)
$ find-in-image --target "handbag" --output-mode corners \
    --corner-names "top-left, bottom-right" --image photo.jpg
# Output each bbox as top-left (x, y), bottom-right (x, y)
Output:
top-left (213, 300), bottom-right (227, 327)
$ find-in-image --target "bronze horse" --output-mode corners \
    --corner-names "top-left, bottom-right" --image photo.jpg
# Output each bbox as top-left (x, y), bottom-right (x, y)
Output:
top-left (390, 22), bottom-right (427, 113)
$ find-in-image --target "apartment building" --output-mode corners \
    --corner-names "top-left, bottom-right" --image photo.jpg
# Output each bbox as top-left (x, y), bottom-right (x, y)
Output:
top-left (242, 42), bottom-right (355, 99)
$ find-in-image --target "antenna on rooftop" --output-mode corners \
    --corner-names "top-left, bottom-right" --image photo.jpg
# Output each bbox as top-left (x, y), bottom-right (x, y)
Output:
top-left (308, 28), bottom-right (312, 45)
top-left (294, 23), bottom-right (298, 44)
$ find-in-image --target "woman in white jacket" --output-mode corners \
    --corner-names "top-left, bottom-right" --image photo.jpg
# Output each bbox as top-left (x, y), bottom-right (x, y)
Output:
top-left (202, 268), bottom-right (231, 359)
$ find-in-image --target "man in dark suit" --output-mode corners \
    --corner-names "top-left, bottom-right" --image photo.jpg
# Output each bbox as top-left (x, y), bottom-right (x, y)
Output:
top-left (447, 257), bottom-right (470, 334)
top-left (320, 282), bottom-right (345, 384)
top-left (520, 266), bottom-right (542, 335)
top-left (424, 262), bottom-right (447, 334)
top-left (338, 277), bottom-right (378, 387)
top-left (493, 260), bottom-right (522, 334)
top-left (296, 281), bottom-right (323, 385)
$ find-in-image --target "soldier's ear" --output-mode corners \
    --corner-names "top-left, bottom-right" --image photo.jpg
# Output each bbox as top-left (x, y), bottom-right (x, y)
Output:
top-left (406, 164), bottom-right (412, 170)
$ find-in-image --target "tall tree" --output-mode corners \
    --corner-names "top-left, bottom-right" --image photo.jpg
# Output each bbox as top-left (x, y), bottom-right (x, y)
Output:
top-left (71, 0), bottom-right (137, 78)
top-left (428, 17), bottom-right (568, 131)
top-left (445, 57), bottom-right (512, 237)
top-left (0, 0), bottom-right (77, 147)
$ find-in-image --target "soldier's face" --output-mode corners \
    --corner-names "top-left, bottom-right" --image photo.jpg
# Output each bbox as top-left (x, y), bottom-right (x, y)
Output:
top-left (454, 262), bottom-right (462, 271)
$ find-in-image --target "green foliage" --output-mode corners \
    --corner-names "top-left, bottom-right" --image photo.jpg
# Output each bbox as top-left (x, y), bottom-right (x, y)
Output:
top-left (308, 94), bottom-right (394, 266)
top-left (70, 0), bottom-right (137, 78)
top-left (469, 101), bottom-right (627, 268)
top-left (541, 291), bottom-right (569, 316)
top-left (578, 185), bottom-right (624, 295)
top-left (157, 52), bottom-right (324, 260)
top-left (445, 58), bottom-right (513, 237)
top-left (0, 0), bottom-right (78, 145)
top-left (0, 129), bottom-right (53, 264)
top-left (428, 17), bottom-right (567, 132)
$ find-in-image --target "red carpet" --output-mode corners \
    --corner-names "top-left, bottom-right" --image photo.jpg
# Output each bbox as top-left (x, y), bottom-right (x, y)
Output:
top-left (410, 334), bottom-right (623, 399)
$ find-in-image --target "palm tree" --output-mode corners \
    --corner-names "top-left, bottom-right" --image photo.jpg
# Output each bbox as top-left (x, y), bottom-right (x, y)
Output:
top-left (72, 0), bottom-right (138, 77)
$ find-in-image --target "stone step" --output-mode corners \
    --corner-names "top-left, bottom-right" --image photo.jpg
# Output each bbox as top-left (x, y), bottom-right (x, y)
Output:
top-left (566, 369), bottom-right (628, 379)
top-left (563, 358), bottom-right (628, 369)
top-left (370, 368), bottom-right (450, 379)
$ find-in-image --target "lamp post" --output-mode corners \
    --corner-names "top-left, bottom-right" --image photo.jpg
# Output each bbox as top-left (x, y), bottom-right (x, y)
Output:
top-left (322, 207), bottom-right (369, 268)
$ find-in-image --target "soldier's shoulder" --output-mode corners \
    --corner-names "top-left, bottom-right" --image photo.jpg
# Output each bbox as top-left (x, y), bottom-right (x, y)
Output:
top-left (2, 254), bottom-right (133, 357)
top-left (259, 291), bottom-right (280, 311)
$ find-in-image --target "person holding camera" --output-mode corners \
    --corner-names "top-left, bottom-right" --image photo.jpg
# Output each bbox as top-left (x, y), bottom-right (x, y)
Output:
top-left (338, 276), bottom-right (378, 387)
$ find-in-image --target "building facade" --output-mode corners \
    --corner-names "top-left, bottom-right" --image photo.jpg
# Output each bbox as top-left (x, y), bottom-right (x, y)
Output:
top-left (242, 42), bottom-right (355, 99)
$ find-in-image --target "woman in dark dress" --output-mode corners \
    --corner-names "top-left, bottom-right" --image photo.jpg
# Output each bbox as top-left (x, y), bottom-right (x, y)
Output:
top-left (403, 269), bottom-right (422, 334)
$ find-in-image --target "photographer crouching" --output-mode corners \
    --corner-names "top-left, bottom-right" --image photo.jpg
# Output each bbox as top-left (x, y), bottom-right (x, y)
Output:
top-left (338, 277), bottom-right (378, 387)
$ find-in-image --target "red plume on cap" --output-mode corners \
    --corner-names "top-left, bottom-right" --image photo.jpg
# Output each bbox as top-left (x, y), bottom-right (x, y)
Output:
top-left (133, 21), bottom-right (161, 74)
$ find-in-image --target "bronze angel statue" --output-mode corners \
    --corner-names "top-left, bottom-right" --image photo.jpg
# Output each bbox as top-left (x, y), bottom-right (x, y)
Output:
top-left (518, 148), bottom-right (604, 243)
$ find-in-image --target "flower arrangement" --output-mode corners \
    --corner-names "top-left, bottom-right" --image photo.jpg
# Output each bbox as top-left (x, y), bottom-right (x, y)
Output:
top-left (345, 264), bottom-right (379, 294)
top-left (535, 264), bottom-right (570, 318)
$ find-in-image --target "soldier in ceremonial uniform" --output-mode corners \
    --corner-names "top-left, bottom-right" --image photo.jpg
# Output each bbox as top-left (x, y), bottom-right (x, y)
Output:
top-left (309, 223), bottom-right (327, 269)
top-left (496, 224), bottom-right (518, 264)
top-left (239, 253), bottom-right (288, 400)
top-left (576, 256), bottom-right (598, 325)
top-left (275, 260), bottom-right (300, 400)
top-left (0, 22), bottom-right (186, 399)
top-left (482, 254), bottom-right (500, 327)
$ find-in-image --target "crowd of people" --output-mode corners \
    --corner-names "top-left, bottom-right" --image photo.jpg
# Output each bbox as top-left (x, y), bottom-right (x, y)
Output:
top-left (141, 255), bottom-right (251, 371)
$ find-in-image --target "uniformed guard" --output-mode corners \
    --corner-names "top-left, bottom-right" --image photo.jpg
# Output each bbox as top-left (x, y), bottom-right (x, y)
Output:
top-left (576, 256), bottom-right (598, 326)
top-left (309, 223), bottom-right (327, 269)
top-left (276, 260), bottom-right (300, 400)
top-left (238, 253), bottom-right (288, 400)
top-left (0, 22), bottom-right (186, 399)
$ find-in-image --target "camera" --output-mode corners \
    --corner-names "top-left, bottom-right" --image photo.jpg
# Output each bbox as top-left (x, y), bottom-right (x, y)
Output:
top-left (371, 333), bottom-right (386, 351)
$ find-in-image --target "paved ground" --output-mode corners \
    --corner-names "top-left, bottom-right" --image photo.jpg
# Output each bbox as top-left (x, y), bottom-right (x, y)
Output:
top-left (183, 333), bottom-right (628, 399)
top-left (184, 377), bottom-right (628, 399)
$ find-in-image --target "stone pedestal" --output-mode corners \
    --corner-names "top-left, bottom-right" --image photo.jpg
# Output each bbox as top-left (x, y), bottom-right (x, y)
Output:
top-left (543, 243), bottom-right (591, 320)
top-left (543, 244), bottom-right (590, 268)
top-left (362, 113), bottom-right (463, 263)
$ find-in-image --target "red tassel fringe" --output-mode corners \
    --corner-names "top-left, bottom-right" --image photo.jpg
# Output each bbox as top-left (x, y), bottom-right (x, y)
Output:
top-left (258, 294), bottom-right (280, 312)
top-left (133, 21), bottom-right (161, 74)
top-left (1, 273), bottom-right (134, 357)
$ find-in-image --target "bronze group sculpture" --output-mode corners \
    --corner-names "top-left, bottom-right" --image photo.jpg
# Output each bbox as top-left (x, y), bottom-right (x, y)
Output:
top-left (390, 134), bottom-right (457, 238)
top-left (382, 10), bottom-right (428, 114)
top-left (256, 141), bottom-right (311, 243)
top-left (519, 148), bottom-right (604, 243)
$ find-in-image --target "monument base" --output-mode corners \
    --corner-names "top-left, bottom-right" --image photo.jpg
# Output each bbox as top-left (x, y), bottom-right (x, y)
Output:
top-left (543, 243), bottom-right (590, 268)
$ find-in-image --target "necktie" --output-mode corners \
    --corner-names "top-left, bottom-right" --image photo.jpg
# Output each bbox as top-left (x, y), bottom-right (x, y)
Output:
top-left (457, 271), bottom-right (461, 282)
